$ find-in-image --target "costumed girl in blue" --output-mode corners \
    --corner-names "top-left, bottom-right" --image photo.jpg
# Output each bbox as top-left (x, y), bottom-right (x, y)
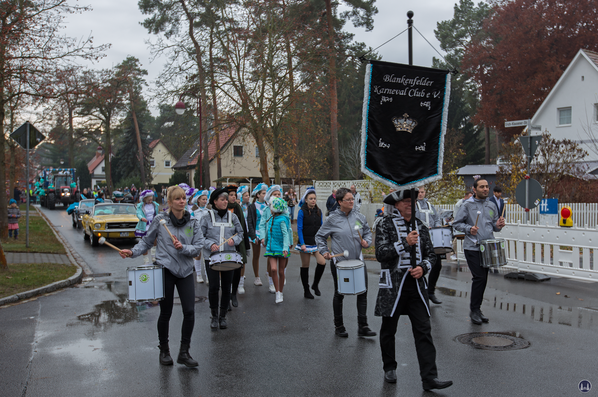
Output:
top-left (294, 187), bottom-right (326, 299)
top-left (263, 197), bottom-right (291, 303)
top-left (246, 183), bottom-right (268, 287)
top-left (258, 185), bottom-right (292, 293)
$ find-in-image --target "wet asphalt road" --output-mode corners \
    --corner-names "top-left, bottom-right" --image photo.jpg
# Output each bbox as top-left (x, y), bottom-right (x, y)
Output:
top-left (1, 206), bottom-right (598, 396)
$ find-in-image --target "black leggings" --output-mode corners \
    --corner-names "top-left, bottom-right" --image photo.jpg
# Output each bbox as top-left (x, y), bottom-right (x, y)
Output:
top-left (206, 260), bottom-right (234, 311)
top-left (158, 268), bottom-right (195, 346)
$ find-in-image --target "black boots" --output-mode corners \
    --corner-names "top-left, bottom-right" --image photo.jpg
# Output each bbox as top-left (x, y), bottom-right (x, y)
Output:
top-left (219, 308), bottom-right (227, 329)
top-left (210, 309), bottom-right (219, 329)
top-left (301, 267), bottom-right (314, 299)
top-left (357, 326), bottom-right (377, 337)
top-left (311, 264), bottom-right (325, 296)
top-left (158, 344), bottom-right (173, 366)
top-left (428, 293), bottom-right (442, 304)
top-left (231, 293), bottom-right (238, 307)
top-left (334, 316), bottom-right (348, 337)
top-left (177, 343), bottom-right (198, 367)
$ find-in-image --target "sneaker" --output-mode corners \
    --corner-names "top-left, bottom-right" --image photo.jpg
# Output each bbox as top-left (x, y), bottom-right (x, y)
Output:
top-left (269, 284), bottom-right (276, 294)
top-left (196, 274), bottom-right (204, 283)
top-left (450, 255), bottom-right (457, 261)
top-left (254, 277), bottom-right (263, 286)
top-left (275, 291), bottom-right (283, 304)
top-left (238, 285), bottom-right (245, 295)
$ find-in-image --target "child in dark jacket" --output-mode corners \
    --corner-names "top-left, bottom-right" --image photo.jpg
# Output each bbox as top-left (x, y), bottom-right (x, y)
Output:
top-left (8, 199), bottom-right (21, 239)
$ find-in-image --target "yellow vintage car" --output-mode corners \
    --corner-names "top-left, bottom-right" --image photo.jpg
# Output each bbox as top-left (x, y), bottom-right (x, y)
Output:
top-left (82, 203), bottom-right (139, 247)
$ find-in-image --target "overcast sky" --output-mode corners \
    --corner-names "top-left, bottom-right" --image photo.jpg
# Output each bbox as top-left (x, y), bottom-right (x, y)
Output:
top-left (62, 0), bottom-right (458, 113)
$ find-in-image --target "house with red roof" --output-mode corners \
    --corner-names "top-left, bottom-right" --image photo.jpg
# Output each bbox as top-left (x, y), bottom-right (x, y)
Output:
top-left (87, 146), bottom-right (107, 188)
top-left (173, 124), bottom-right (281, 188)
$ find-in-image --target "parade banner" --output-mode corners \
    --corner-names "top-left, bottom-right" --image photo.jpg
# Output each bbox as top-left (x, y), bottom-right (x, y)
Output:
top-left (360, 60), bottom-right (451, 188)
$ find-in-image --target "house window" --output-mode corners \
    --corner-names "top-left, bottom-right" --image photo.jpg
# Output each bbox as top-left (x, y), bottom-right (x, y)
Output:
top-left (255, 146), bottom-right (259, 157)
top-left (164, 160), bottom-right (171, 167)
top-left (150, 159), bottom-right (155, 167)
top-left (101, 166), bottom-right (105, 173)
top-left (558, 107), bottom-right (572, 125)
top-left (594, 104), bottom-right (598, 123)
top-left (233, 146), bottom-right (244, 157)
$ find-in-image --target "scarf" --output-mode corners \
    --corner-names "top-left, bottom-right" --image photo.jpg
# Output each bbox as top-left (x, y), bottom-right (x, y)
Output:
top-left (169, 210), bottom-right (191, 228)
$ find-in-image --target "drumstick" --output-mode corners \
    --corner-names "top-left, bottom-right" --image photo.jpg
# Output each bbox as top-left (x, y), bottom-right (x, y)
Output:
top-left (98, 237), bottom-right (121, 252)
top-left (474, 211), bottom-right (481, 227)
top-left (501, 202), bottom-right (506, 218)
top-left (354, 225), bottom-right (363, 240)
top-left (218, 233), bottom-right (238, 248)
top-left (331, 250), bottom-right (349, 258)
top-left (159, 219), bottom-right (176, 243)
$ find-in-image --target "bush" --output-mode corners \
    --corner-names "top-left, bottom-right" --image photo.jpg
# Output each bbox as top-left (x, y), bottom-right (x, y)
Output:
top-left (169, 171), bottom-right (189, 186)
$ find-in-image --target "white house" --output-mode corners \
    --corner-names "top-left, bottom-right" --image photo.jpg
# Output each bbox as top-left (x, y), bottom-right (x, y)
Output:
top-left (87, 146), bottom-right (107, 188)
top-left (149, 139), bottom-right (177, 187)
top-left (531, 49), bottom-right (598, 162)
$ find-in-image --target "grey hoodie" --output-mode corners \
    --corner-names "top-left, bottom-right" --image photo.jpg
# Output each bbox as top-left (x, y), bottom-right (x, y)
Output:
top-left (453, 198), bottom-right (501, 251)
top-left (315, 208), bottom-right (372, 262)
top-left (131, 212), bottom-right (204, 278)
top-left (199, 209), bottom-right (244, 259)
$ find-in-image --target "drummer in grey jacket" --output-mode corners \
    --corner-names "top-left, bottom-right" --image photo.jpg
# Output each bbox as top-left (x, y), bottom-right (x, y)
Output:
top-left (453, 178), bottom-right (505, 325)
top-left (315, 187), bottom-right (376, 338)
top-left (199, 187), bottom-right (244, 330)
top-left (120, 185), bottom-right (204, 368)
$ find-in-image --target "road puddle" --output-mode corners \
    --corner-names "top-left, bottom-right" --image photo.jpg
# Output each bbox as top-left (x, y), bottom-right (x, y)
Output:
top-left (436, 286), bottom-right (597, 329)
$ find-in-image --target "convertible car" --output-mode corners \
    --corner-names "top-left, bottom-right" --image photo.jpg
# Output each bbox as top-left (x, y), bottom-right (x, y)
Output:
top-left (82, 203), bottom-right (139, 246)
top-left (71, 199), bottom-right (113, 229)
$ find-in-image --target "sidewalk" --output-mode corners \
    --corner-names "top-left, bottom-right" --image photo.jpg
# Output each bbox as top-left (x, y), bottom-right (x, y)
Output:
top-left (6, 252), bottom-right (71, 265)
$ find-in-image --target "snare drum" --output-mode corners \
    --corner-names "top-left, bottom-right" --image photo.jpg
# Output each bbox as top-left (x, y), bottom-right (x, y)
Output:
top-left (336, 260), bottom-right (367, 295)
top-left (430, 227), bottom-right (453, 255)
top-left (209, 251), bottom-right (243, 271)
top-left (127, 265), bottom-right (164, 301)
top-left (480, 239), bottom-right (507, 268)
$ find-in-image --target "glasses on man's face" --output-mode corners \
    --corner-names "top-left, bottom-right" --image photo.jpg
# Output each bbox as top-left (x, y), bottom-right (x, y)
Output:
top-left (343, 198), bottom-right (355, 202)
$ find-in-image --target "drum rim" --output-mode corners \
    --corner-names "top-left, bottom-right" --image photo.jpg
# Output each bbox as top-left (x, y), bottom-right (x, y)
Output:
top-left (127, 265), bottom-right (162, 271)
top-left (336, 260), bottom-right (365, 269)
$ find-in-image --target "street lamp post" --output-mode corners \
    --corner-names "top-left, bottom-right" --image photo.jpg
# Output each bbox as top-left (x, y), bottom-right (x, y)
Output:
top-left (175, 94), bottom-right (204, 188)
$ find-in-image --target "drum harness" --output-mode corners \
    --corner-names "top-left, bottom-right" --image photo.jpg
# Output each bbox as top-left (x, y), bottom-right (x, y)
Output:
top-left (209, 210), bottom-right (233, 253)
top-left (416, 201), bottom-right (435, 228)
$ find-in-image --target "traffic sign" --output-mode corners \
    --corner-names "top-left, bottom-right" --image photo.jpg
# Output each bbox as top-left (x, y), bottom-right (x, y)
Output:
top-left (515, 178), bottom-right (543, 209)
top-left (539, 198), bottom-right (558, 214)
top-left (519, 135), bottom-right (542, 159)
top-left (10, 121), bottom-right (45, 150)
top-left (505, 119), bottom-right (529, 128)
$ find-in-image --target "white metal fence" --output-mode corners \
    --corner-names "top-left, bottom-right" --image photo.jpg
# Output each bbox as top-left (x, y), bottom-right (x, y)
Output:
top-left (437, 203), bottom-right (598, 229)
top-left (457, 223), bottom-right (598, 282)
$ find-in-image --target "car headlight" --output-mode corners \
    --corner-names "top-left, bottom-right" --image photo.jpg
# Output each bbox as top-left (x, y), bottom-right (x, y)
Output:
top-left (94, 223), bottom-right (103, 230)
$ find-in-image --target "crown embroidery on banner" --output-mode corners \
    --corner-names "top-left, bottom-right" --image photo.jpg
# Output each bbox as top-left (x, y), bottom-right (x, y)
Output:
top-left (391, 113), bottom-right (418, 133)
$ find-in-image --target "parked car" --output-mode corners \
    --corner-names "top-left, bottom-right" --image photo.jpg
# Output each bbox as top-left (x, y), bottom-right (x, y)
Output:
top-left (82, 203), bottom-right (139, 247)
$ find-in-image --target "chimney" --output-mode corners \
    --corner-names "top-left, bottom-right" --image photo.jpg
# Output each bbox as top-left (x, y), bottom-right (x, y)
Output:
top-left (96, 146), bottom-right (104, 158)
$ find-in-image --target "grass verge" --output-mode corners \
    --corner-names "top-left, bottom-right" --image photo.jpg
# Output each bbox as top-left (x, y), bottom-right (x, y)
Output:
top-left (2, 216), bottom-right (66, 254)
top-left (0, 263), bottom-right (77, 299)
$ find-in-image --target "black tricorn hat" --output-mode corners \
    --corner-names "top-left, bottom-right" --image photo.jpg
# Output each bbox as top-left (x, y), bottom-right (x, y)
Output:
top-left (383, 189), bottom-right (415, 205)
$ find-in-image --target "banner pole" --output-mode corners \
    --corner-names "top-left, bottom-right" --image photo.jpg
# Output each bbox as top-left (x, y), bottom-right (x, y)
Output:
top-left (407, 11), bottom-right (417, 268)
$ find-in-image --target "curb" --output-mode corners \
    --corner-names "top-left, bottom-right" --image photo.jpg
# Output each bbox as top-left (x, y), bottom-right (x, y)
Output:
top-left (0, 206), bottom-right (88, 307)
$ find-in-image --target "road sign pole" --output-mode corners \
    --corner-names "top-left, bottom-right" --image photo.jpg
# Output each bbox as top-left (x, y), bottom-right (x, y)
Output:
top-left (526, 120), bottom-right (531, 224)
top-left (26, 122), bottom-right (30, 248)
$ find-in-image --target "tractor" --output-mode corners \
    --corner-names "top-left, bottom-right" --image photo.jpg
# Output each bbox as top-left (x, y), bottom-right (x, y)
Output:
top-left (38, 168), bottom-right (80, 209)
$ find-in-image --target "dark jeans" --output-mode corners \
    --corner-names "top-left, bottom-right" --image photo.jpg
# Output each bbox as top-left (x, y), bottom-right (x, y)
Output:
top-left (465, 250), bottom-right (489, 312)
top-left (379, 291), bottom-right (438, 381)
top-left (8, 228), bottom-right (19, 238)
top-left (330, 261), bottom-right (369, 327)
top-left (206, 260), bottom-right (234, 311)
top-left (158, 268), bottom-right (195, 346)
top-left (427, 258), bottom-right (442, 295)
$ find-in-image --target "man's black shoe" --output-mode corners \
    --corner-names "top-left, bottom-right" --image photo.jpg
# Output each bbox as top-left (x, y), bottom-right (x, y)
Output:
top-left (422, 378), bottom-right (453, 391)
top-left (428, 294), bottom-right (442, 304)
top-left (470, 311), bottom-right (483, 325)
top-left (384, 370), bottom-right (397, 383)
top-left (477, 310), bottom-right (489, 323)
